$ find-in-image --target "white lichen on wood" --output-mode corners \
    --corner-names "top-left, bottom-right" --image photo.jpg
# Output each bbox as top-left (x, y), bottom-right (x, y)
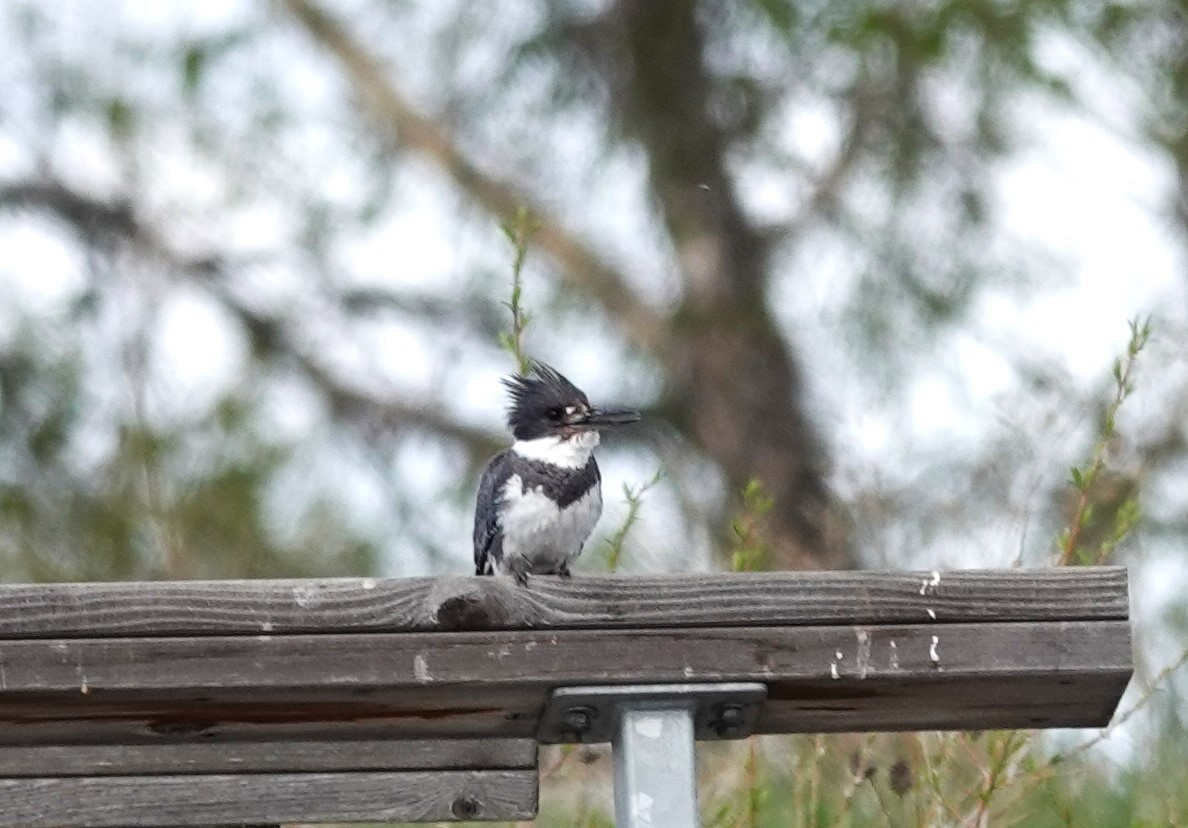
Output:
top-left (830, 650), bottom-right (843, 680)
top-left (413, 653), bottom-right (432, 683)
top-left (855, 629), bottom-right (872, 679)
top-left (919, 570), bottom-right (941, 596)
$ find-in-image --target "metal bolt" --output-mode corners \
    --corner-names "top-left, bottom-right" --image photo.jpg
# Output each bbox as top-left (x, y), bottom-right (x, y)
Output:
top-left (561, 705), bottom-right (595, 740)
top-left (711, 703), bottom-right (747, 738)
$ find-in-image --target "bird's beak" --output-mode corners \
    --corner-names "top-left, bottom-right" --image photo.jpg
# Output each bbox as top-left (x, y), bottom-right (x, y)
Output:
top-left (573, 406), bottom-right (641, 430)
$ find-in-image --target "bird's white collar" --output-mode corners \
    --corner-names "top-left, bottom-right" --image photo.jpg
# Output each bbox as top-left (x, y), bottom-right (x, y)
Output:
top-left (513, 432), bottom-right (599, 469)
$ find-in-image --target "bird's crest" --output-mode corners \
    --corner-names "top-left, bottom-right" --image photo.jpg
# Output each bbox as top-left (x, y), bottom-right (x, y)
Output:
top-left (502, 360), bottom-right (589, 439)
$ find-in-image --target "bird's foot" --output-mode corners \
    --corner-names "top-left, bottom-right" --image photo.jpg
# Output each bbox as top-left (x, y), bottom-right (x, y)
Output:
top-left (508, 559), bottom-right (532, 587)
top-left (557, 563), bottom-right (573, 580)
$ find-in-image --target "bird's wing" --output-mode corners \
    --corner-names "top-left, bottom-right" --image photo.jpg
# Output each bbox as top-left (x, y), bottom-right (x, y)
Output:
top-left (473, 450), bottom-right (512, 575)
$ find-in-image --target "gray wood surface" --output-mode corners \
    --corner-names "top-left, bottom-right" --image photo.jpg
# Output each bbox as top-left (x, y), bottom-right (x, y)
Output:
top-left (0, 738), bottom-right (536, 776)
top-left (0, 568), bottom-right (1131, 826)
top-left (0, 567), bottom-right (1128, 636)
top-left (0, 621), bottom-right (1131, 743)
top-left (0, 769), bottom-right (538, 825)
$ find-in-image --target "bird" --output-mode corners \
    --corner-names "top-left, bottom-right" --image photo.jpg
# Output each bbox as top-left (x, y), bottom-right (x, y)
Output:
top-left (473, 360), bottom-right (640, 584)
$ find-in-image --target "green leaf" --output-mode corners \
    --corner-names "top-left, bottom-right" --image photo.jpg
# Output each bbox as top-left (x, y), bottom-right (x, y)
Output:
top-left (105, 97), bottom-right (134, 138)
top-left (753, 0), bottom-right (798, 35)
top-left (182, 44), bottom-right (205, 94)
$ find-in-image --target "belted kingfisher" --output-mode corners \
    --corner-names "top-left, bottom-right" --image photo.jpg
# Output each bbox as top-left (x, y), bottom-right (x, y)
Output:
top-left (473, 360), bottom-right (640, 584)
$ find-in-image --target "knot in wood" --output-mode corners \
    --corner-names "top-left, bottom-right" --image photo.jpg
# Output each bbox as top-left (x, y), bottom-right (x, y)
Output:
top-left (425, 577), bottom-right (537, 631)
top-left (451, 795), bottom-right (481, 819)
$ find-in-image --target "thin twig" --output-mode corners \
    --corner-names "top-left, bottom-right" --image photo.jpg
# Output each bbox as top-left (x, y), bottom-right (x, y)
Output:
top-left (1058, 317), bottom-right (1150, 565)
top-left (1055, 645), bottom-right (1188, 763)
top-left (499, 206), bottom-right (538, 374)
top-left (603, 469), bottom-right (662, 572)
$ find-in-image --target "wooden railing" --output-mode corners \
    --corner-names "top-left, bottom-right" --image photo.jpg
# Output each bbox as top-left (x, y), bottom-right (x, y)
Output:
top-left (0, 567), bottom-right (1132, 825)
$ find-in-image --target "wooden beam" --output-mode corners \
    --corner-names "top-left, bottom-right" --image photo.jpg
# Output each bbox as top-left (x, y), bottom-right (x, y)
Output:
top-left (0, 567), bottom-right (1128, 637)
top-left (0, 569), bottom-right (1131, 826)
top-left (0, 738), bottom-right (536, 776)
top-left (0, 621), bottom-right (1130, 740)
top-left (0, 770), bottom-right (538, 826)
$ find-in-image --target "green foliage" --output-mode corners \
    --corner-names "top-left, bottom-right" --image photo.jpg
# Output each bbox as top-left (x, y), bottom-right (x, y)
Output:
top-left (600, 469), bottom-right (662, 572)
top-left (1058, 317), bottom-right (1151, 565)
top-left (0, 325), bottom-right (379, 582)
top-left (730, 479), bottom-right (774, 572)
top-left (498, 205), bottom-right (539, 374)
top-left (526, 729), bottom-right (1188, 826)
top-left (181, 43), bottom-right (206, 96)
top-left (706, 739), bottom-right (768, 828)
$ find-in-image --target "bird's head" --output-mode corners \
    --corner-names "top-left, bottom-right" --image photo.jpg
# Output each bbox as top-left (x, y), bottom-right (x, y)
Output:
top-left (503, 360), bottom-right (640, 441)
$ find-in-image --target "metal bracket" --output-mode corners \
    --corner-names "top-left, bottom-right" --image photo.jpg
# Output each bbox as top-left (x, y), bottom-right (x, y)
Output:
top-left (538, 683), bottom-right (766, 828)
top-left (537, 682), bottom-right (767, 744)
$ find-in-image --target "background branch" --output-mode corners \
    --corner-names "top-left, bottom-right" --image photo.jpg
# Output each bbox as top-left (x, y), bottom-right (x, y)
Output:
top-left (0, 176), bottom-right (500, 458)
top-left (277, 0), bottom-right (669, 356)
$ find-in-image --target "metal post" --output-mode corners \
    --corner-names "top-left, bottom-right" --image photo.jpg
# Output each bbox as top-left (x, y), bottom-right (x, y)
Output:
top-left (613, 702), bottom-right (699, 828)
top-left (538, 683), bottom-right (766, 828)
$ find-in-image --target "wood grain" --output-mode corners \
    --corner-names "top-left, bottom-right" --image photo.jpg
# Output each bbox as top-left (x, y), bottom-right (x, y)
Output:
top-left (0, 621), bottom-right (1131, 740)
top-left (0, 569), bottom-right (1131, 826)
top-left (0, 567), bottom-right (1128, 637)
top-left (0, 738), bottom-right (536, 776)
top-left (0, 622), bottom-right (1130, 692)
top-left (0, 770), bottom-right (538, 825)
top-left (0, 673), bottom-right (1126, 746)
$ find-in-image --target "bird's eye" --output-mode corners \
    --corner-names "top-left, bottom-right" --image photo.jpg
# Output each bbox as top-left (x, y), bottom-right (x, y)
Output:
top-left (547, 407), bottom-right (564, 421)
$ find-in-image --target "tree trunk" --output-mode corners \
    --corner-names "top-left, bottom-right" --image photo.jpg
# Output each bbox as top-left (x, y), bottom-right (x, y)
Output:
top-left (606, 0), bottom-right (849, 569)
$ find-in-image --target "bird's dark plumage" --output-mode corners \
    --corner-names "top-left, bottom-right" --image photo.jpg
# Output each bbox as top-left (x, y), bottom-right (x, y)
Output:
top-left (473, 449), bottom-right (601, 576)
top-left (501, 361), bottom-right (591, 440)
top-left (473, 360), bottom-right (638, 584)
top-left (473, 450), bottom-right (511, 577)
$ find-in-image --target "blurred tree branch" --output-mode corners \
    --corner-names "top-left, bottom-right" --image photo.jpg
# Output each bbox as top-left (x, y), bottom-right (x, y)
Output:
top-left (278, 0), bottom-right (669, 357)
top-left (0, 181), bottom-right (137, 242)
top-left (771, 103), bottom-right (872, 246)
top-left (0, 177), bottom-right (501, 460)
top-left (340, 287), bottom-right (505, 342)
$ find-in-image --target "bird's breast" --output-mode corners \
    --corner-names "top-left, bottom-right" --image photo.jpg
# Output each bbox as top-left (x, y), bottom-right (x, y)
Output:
top-left (499, 474), bottom-right (602, 565)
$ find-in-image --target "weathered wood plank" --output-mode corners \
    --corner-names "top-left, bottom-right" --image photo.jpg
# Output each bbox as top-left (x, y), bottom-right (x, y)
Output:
top-left (0, 684), bottom-right (545, 745)
top-left (0, 737), bottom-right (536, 776)
top-left (0, 621), bottom-right (1131, 738)
top-left (764, 673), bottom-right (1131, 732)
top-left (0, 673), bottom-right (1125, 744)
top-left (0, 622), bottom-right (1130, 692)
top-left (0, 770), bottom-right (538, 826)
top-left (0, 567), bottom-right (1128, 637)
